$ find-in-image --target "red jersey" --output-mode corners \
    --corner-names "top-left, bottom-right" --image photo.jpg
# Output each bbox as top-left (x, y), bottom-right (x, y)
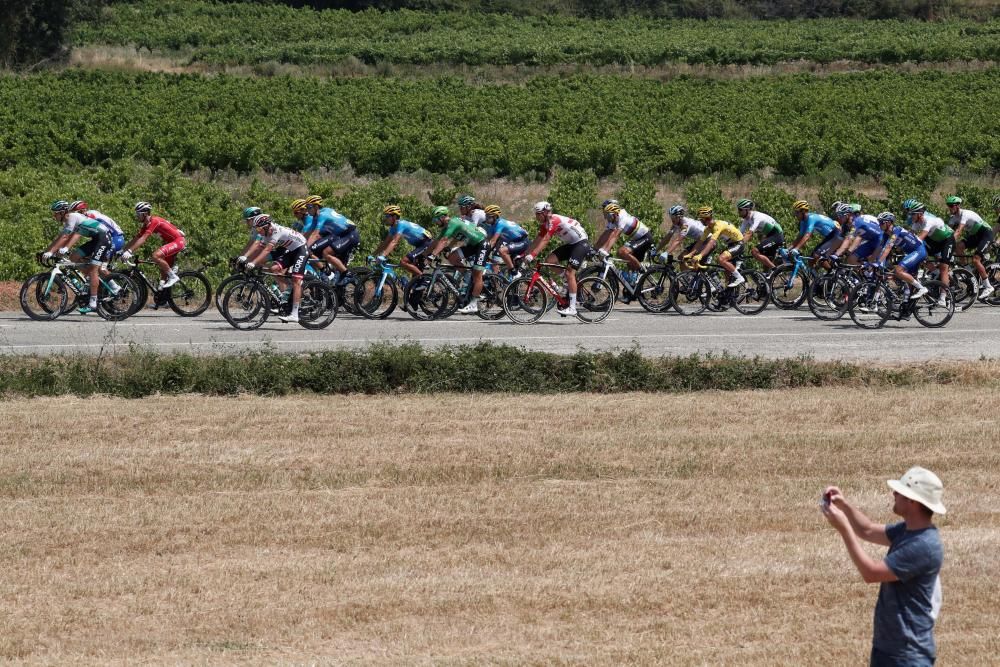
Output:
top-left (142, 216), bottom-right (184, 243)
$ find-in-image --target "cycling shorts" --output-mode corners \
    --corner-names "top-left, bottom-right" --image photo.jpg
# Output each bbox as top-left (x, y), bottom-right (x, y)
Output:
top-left (503, 238), bottom-right (530, 258)
top-left (851, 237), bottom-right (882, 263)
top-left (271, 245), bottom-right (307, 277)
top-left (755, 229), bottom-right (785, 259)
top-left (964, 226), bottom-right (995, 258)
top-left (624, 231), bottom-right (653, 261)
top-left (457, 241), bottom-right (489, 270)
top-left (311, 226), bottom-right (360, 263)
top-left (814, 231), bottom-right (842, 257)
top-left (923, 235), bottom-right (954, 265)
top-left (898, 245), bottom-right (928, 275)
top-left (157, 237), bottom-right (186, 266)
top-left (720, 241), bottom-right (744, 261)
top-left (111, 232), bottom-right (125, 254)
top-left (81, 233), bottom-right (112, 265)
top-left (405, 237), bottom-right (433, 263)
top-left (552, 239), bottom-right (592, 270)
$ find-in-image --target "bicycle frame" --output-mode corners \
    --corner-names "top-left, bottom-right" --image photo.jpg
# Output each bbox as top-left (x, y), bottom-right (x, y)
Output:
top-left (525, 263), bottom-right (571, 308)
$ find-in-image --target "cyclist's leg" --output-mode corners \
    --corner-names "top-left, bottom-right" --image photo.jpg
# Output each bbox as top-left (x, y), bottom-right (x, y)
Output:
top-left (402, 239), bottom-right (431, 277)
top-left (565, 240), bottom-right (591, 296)
top-left (972, 227), bottom-right (994, 281)
top-left (618, 232), bottom-right (650, 271)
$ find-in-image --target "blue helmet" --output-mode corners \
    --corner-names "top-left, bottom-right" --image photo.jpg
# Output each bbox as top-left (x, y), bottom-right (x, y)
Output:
top-left (877, 212), bottom-right (896, 225)
top-left (902, 198), bottom-right (918, 212)
top-left (668, 204), bottom-right (685, 217)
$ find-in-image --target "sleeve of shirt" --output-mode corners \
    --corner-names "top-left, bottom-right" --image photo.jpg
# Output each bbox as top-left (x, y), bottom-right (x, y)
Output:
top-left (884, 530), bottom-right (941, 583)
top-left (300, 215), bottom-right (315, 234)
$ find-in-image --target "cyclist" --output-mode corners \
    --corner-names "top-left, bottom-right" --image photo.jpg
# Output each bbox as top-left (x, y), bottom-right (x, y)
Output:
top-left (239, 214), bottom-right (308, 323)
top-left (684, 206), bottom-right (746, 287)
top-left (41, 200), bottom-right (115, 314)
top-left (458, 194), bottom-right (486, 227)
top-left (908, 202), bottom-right (954, 302)
top-left (301, 195), bottom-right (359, 280)
top-left (290, 199), bottom-right (309, 231)
top-left (120, 201), bottom-right (186, 290)
top-left (830, 204), bottom-right (883, 266)
top-left (657, 204), bottom-right (705, 263)
top-left (372, 205), bottom-right (434, 278)
top-left (736, 198), bottom-right (784, 271)
top-left (482, 204), bottom-right (530, 275)
top-left (595, 202), bottom-right (652, 274)
top-left (945, 196), bottom-right (994, 299)
top-left (875, 212), bottom-right (929, 300)
top-left (426, 205), bottom-right (490, 314)
top-left (789, 200), bottom-right (841, 262)
top-left (69, 201), bottom-right (126, 259)
top-left (523, 201), bottom-right (591, 317)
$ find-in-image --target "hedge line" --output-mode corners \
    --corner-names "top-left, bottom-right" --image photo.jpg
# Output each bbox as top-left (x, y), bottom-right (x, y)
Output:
top-left (0, 343), bottom-right (992, 398)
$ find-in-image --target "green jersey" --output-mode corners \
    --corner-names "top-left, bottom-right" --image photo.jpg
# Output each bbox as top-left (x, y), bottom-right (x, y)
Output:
top-left (442, 216), bottom-right (487, 246)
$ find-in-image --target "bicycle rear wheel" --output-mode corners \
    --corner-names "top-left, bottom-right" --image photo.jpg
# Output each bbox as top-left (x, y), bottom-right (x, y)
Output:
top-left (636, 267), bottom-right (673, 313)
top-left (97, 273), bottom-right (139, 321)
top-left (355, 273), bottom-right (398, 319)
top-left (503, 277), bottom-right (548, 324)
top-left (20, 273), bottom-right (68, 321)
top-left (575, 276), bottom-right (615, 323)
top-left (670, 271), bottom-right (709, 316)
top-left (298, 278), bottom-right (338, 329)
top-left (127, 272), bottom-right (150, 316)
top-left (849, 280), bottom-right (892, 329)
top-left (477, 273), bottom-right (507, 321)
top-left (214, 274), bottom-right (241, 313)
top-left (418, 276), bottom-right (458, 320)
top-left (167, 270), bottom-right (211, 317)
top-left (768, 265), bottom-right (807, 309)
top-left (807, 274), bottom-right (850, 321)
top-left (949, 267), bottom-right (977, 311)
top-left (732, 271), bottom-right (770, 315)
top-left (983, 264), bottom-right (1000, 305)
top-left (913, 280), bottom-right (955, 328)
top-left (221, 279), bottom-right (270, 330)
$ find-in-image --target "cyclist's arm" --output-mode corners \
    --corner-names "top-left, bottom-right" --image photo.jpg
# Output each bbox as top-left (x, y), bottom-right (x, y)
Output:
top-left (831, 234), bottom-right (853, 256)
top-left (599, 228), bottom-right (621, 253)
top-left (306, 230), bottom-right (321, 247)
top-left (46, 233), bottom-right (71, 254)
top-left (374, 233), bottom-right (401, 258)
top-left (524, 232), bottom-right (552, 260)
top-left (486, 232), bottom-right (503, 252)
top-left (124, 231), bottom-right (152, 254)
top-left (243, 241), bottom-right (270, 265)
top-left (428, 234), bottom-right (452, 257)
top-left (790, 232), bottom-right (811, 252)
top-left (916, 229), bottom-right (929, 242)
top-left (876, 240), bottom-right (894, 264)
top-left (61, 232), bottom-right (82, 253)
top-left (698, 238), bottom-right (718, 258)
top-left (742, 229), bottom-right (755, 245)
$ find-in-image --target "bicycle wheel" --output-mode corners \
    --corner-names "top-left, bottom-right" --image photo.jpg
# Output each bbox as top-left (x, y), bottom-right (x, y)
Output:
top-left (575, 276), bottom-right (616, 323)
top-left (636, 267), bottom-right (673, 313)
top-left (298, 278), bottom-right (338, 330)
top-left (849, 280), bottom-right (892, 330)
top-left (214, 273), bottom-right (242, 312)
top-left (127, 272), bottom-right (149, 316)
top-left (502, 277), bottom-right (548, 325)
top-left (418, 276), bottom-right (458, 320)
top-left (355, 272), bottom-right (398, 320)
top-left (983, 264), bottom-right (1000, 306)
top-left (97, 273), bottom-right (139, 321)
top-left (670, 271), bottom-right (709, 316)
top-left (768, 265), bottom-right (807, 309)
top-left (221, 279), bottom-right (270, 330)
top-left (167, 270), bottom-right (211, 317)
top-left (913, 280), bottom-right (955, 328)
top-left (807, 274), bottom-right (850, 321)
top-left (948, 267), bottom-right (977, 311)
top-left (339, 268), bottom-right (368, 316)
top-left (20, 273), bottom-right (68, 321)
top-left (732, 271), bottom-right (770, 315)
top-left (477, 273), bottom-right (507, 321)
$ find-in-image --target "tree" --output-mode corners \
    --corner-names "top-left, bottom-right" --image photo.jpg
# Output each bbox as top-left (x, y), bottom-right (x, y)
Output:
top-left (0, 0), bottom-right (104, 70)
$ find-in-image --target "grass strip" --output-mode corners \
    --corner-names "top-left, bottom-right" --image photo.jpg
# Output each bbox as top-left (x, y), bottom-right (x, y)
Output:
top-left (1, 343), bottom-right (997, 397)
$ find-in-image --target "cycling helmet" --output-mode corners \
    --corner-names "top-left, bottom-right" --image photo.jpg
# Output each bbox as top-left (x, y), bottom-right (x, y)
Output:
top-left (483, 205), bottom-right (501, 217)
top-left (835, 203), bottom-right (853, 217)
top-left (911, 202), bottom-right (927, 213)
top-left (69, 200), bottom-right (88, 212)
top-left (830, 200), bottom-right (844, 213)
top-left (603, 202), bottom-right (621, 215)
top-left (242, 206), bottom-right (262, 220)
top-left (50, 200), bottom-right (70, 213)
top-left (902, 198), bottom-right (918, 212)
top-left (792, 200), bottom-right (810, 213)
top-left (382, 204), bottom-right (402, 217)
top-left (850, 203), bottom-right (862, 213)
top-left (668, 204), bottom-right (685, 217)
top-left (945, 195), bottom-right (962, 206)
top-left (432, 206), bottom-right (450, 220)
top-left (304, 195), bottom-right (323, 207)
top-left (737, 198), bottom-right (754, 210)
top-left (600, 199), bottom-right (619, 209)
top-left (251, 213), bottom-right (273, 228)
top-left (457, 194), bottom-right (475, 207)
top-left (533, 201), bottom-right (552, 214)
top-left (697, 206), bottom-right (713, 219)
top-left (290, 199), bottom-right (308, 214)
top-left (992, 194), bottom-right (1000, 209)
top-left (877, 212), bottom-right (896, 224)
top-left (134, 201), bottom-right (153, 214)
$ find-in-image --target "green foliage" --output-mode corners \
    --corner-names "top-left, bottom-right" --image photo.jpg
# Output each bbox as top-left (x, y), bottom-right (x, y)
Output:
top-left (951, 184), bottom-right (1000, 215)
top-left (616, 171), bottom-right (664, 229)
top-left (3, 69), bottom-right (1000, 180)
top-left (549, 168), bottom-right (598, 233)
top-left (684, 175), bottom-right (734, 221)
top-left (73, 2), bottom-right (1000, 67)
top-left (1, 0), bottom-right (104, 68)
top-left (883, 165), bottom-right (942, 213)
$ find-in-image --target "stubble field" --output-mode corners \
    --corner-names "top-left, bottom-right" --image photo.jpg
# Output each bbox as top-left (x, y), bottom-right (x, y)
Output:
top-left (1, 390), bottom-right (998, 664)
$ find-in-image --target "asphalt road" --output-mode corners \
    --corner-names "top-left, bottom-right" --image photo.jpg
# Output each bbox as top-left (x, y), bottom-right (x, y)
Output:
top-left (3, 303), bottom-right (1000, 361)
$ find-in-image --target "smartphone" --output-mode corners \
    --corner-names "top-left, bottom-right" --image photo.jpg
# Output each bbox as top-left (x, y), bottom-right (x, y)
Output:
top-left (821, 493), bottom-right (831, 508)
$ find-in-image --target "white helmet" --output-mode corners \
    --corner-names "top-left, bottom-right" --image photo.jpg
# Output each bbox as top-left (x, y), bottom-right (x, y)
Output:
top-left (533, 201), bottom-right (552, 214)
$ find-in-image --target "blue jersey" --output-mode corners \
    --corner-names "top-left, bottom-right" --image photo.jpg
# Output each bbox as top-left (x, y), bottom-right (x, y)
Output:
top-left (388, 219), bottom-right (432, 245)
top-left (484, 217), bottom-right (528, 243)
top-left (851, 216), bottom-right (883, 242)
top-left (884, 226), bottom-right (923, 254)
top-left (799, 213), bottom-right (839, 238)
top-left (302, 207), bottom-right (353, 236)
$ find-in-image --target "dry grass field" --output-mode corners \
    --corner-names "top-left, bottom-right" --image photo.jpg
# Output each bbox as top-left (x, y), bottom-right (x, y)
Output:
top-left (1, 390), bottom-right (998, 665)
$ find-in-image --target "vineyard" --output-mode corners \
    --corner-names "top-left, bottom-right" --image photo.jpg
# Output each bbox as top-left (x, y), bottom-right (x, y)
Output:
top-left (74, 2), bottom-right (1000, 67)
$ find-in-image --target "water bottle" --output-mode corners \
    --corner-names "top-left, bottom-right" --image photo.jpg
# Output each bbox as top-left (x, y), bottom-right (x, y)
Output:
top-left (269, 283), bottom-right (282, 300)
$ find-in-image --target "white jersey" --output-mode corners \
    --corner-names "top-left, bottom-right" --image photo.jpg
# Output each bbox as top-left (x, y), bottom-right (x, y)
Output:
top-left (605, 209), bottom-right (649, 238)
top-left (739, 211), bottom-right (777, 234)
top-left (462, 209), bottom-right (487, 228)
top-left (948, 208), bottom-right (987, 233)
top-left (661, 216), bottom-right (705, 240)
top-left (61, 211), bottom-right (92, 236)
top-left (540, 214), bottom-right (588, 243)
top-left (86, 210), bottom-right (123, 236)
top-left (261, 223), bottom-right (306, 250)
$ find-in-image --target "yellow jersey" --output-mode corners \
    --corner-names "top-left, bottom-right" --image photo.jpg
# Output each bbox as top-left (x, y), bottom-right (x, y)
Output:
top-left (703, 220), bottom-right (743, 244)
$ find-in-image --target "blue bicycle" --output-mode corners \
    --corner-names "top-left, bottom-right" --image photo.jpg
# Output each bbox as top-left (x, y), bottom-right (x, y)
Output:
top-left (354, 257), bottom-right (408, 319)
top-left (768, 248), bottom-right (826, 310)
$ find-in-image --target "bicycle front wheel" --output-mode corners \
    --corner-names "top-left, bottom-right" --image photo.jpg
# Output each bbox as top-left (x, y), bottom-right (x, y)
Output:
top-left (168, 270), bottom-right (212, 317)
top-left (732, 271), bottom-right (770, 315)
top-left (503, 277), bottom-right (548, 325)
top-left (636, 267), bottom-right (673, 313)
top-left (575, 276), bottom-right (616, 323)
top-left (670, 271), bottom-right (709, 316)
top-left (477, 273), bottom-right (507, 321)
top-left (848, 280), bottom-right (892, 330)
top-left (913, 280), bottom-right (955, 328)
top-left (298, 278), bottom-right (338, 330)
top-left (355, 273), bottom-right (398, 320)
top-left (97, 272), bottom-right (139, 321)
top-left (221, 279), bottom-right (270, 330)
top-left (807, 274), bottom-right (850, 321)
top-left (948, 267), bottom-right (977, 311)
top-left (768, 265), bottom-right (807, 309)
top-left (20, 273), bottom-right (68, 321)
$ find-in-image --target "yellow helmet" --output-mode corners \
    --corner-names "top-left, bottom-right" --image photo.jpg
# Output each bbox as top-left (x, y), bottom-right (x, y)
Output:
top-left (793, 200), bottom-right (810, 213)
top-left (603, 202), bottom-right (621, 215)
top-left (484, 204), bottom-right (502, 217)
top-left (382, 204), bottom-right (402, 217)
top-left (697, 206), bottom-right (713, 219)
top-left (304, 195), bottom-right (323, 207)
top-left (290, 199), bottom-right (308, 214)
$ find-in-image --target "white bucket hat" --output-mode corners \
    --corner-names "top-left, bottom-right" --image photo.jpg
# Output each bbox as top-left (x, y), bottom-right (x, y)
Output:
top-left (888, 466), bottom-right (946, 515)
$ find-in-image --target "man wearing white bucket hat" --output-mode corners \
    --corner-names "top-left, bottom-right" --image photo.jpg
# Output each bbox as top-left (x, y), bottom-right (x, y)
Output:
top-left (821, 467), bottom-right (946, 667)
